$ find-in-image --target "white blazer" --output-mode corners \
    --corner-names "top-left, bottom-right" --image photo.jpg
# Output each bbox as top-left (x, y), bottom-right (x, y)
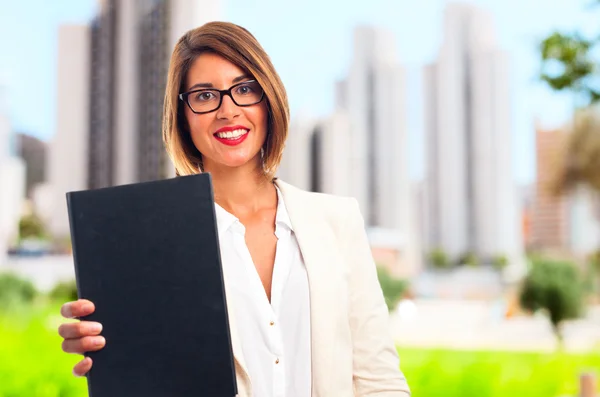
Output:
top-left (225, 180), bottom-right (410, 397)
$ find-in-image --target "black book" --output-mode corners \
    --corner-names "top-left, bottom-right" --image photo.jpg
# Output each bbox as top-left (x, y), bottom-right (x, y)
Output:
top-left (66, 173), bottom-right (237, 397)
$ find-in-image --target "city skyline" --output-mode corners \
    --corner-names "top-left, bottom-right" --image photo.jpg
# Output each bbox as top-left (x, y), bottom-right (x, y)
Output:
top-left (0, 0), bottom-right (597, 186)
top-left (0, 0), bottom-right (597, 262)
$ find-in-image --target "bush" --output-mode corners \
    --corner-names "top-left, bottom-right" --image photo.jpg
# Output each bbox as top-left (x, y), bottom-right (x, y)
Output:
top-left (519, 259), bottom-right (584, 347)
top-left (0, 273), bottom-right (37, 311)
top-left (428, 248), bottom-right (450, 269)
top-left (457, 252), bottom-right (480, 267)
top-left (376, 266), bottom-right (409, 311)
top-left (19, 213), bottom-right (48, 241)
top-left (492, 254), bottom-right (508, 270)
top-left (48, 280), bottom-right (78, 303)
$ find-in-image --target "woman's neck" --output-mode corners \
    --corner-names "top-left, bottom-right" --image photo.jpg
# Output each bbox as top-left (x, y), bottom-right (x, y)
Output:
top-left (208, 161), bottom-right (275, 216)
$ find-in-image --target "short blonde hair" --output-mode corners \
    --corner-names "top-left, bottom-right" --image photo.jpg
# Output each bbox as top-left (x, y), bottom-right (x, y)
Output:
top-left (162, 22), bottom-right (289, 179)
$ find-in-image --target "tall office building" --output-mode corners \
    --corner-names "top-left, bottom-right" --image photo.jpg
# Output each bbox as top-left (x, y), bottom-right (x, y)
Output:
top-left (424, 3), bottom-right (522, 262)
top-left (531, 124), bottom-right (600, 255)
top-left (49, 0), bottom-right (221, 238)
top-left (88, 4), bottom-right (116, 189)
top-left (310, 111), bottom-right (352, 197)
top-left (338, 26), bottom-right (410, 232)
top-left (48, 25), bottom-right (91, 237)
top-left (89, 0), bottom-right (222, 186)
top-left (0, 89), bottom-right (26, 262)
top-left (280, 111), bottom-right (352, 197)
top-left (278, 115), bottom-right (315, 192)
top-left (16, 133), bottom-right (47, 198)
top-left (530, 125), bottom-right (569, 251)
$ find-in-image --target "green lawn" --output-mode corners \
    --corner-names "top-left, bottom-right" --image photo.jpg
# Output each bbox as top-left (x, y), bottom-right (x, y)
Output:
top-left (0, 304), bottom-right (85, 397)
top-left (1, 305), bottom-right (598, 397)
top-left (398, 346), bottom-right (600, 397)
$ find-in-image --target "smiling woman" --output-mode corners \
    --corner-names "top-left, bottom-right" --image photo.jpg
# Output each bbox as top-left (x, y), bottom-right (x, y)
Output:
top-left (56, 21), bottom-right (410, 397)
top-left (163, 23), bottom-right (289, 179)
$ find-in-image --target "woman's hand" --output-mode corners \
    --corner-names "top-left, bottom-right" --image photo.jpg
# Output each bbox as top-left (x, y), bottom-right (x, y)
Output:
top-left (58, 299), bottom-right (105, 377)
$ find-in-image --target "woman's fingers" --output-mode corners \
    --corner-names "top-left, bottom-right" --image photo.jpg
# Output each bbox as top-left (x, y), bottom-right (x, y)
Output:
top-left (62, 336), bottom-right (106, 354)
top-left (61, 299), bottom-right (95, 319)
top-left (73, 357), bottom-right (93, 377)
top-left (58, 321), bottom-right (103, 339)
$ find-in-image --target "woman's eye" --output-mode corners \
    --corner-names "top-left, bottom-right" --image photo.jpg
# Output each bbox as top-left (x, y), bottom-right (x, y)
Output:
top-left (195, 92), bottom-right (215, 101)
top-left (235, 84), bottom-right (254, 95)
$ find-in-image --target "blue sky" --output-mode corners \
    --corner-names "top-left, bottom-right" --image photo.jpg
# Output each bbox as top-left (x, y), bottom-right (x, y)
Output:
top-left (0, 0), bottom-right (597, 184)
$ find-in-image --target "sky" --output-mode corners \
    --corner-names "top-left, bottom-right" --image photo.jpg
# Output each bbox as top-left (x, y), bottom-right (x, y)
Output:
top-left (0, 0), bottom-right (597, 185)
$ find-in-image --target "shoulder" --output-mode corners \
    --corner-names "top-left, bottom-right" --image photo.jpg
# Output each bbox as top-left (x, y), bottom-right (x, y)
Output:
top-left (274, 179), bottom-right (361, 227)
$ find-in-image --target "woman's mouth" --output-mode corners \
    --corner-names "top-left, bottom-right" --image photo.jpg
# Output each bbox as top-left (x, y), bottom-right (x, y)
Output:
top-left (213, 128), bottom-right (250, 146)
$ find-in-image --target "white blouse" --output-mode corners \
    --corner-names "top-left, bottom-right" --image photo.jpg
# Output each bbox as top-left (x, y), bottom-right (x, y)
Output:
top-left (214, 187), bottom-right (311, 397)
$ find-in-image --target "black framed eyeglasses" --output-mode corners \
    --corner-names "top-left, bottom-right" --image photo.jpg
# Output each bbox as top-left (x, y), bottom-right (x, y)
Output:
top-left (178, 80), bottom-right (265, 114)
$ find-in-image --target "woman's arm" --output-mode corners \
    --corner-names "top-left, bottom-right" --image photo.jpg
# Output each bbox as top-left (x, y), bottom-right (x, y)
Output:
top-left (343, 199), bottom-right (411, 396)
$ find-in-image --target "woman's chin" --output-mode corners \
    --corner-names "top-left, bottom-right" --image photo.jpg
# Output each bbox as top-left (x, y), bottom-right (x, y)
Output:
top-left (212, 156), bottom-right (260, 171)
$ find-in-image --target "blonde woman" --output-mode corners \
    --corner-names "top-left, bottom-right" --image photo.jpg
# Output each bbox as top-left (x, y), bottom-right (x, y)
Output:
top-left (58, 22), bottom-right (410, 397)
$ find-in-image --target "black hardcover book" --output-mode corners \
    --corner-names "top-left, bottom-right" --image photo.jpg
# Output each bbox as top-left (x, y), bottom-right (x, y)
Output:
top-left (66, 173), bottom-right (237, 397)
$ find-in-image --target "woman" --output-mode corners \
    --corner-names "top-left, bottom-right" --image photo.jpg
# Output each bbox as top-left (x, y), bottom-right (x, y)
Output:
top-left (58, 21), bottom-right (410, 397)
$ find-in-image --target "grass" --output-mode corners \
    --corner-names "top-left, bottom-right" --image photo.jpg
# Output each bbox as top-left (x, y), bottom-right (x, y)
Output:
top-left (1, 303), bottom-right (598, 397)
top-left (398, 346), bottom-right (600, 397)
top-left (0, 304), bottom-right (86, 397)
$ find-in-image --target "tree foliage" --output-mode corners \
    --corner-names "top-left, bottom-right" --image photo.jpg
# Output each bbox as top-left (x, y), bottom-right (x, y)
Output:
top-left (18, 213), bottom-right (48, 240)
top-left (519, 259), bottom-right (584, 347)
top-left (428, 248), bottom-right (450, 269)
top-left (376, 266), bottom-right (409, 311)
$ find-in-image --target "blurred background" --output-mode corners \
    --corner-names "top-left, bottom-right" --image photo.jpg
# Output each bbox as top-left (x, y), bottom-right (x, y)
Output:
top-left (1, 0), bottom-right (599, 396)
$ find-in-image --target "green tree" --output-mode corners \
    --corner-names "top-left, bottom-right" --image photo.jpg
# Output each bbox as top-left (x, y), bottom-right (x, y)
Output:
top-left (18, 213), bottom-right (48, 241)
top-left (539, 1), bottom-right (600, 256)
top-left (376, 266), bottom-right (409, 311)
top-left (519, 259), bottom-right (584, 348)
top-left (538, 0), bottom-right (600, 106)
top-left (428, 248), bottom-right (450, 270)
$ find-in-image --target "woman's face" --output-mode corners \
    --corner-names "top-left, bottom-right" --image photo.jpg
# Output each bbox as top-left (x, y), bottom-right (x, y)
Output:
top-left (183, 53), bottom-right (269, 173)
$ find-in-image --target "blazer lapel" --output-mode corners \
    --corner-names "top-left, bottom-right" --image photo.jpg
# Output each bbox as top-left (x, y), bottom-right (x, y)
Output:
top-left (276, 180), bottom-right (338, 397)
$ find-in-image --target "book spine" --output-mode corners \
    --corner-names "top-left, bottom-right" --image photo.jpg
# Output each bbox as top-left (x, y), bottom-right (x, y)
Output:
top-left (65, 192), bottom-right (94, 397)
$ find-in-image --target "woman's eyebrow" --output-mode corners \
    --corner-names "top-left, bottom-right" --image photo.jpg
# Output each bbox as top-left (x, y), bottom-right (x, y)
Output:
top-left (187, 75), bottom-right (251, 91)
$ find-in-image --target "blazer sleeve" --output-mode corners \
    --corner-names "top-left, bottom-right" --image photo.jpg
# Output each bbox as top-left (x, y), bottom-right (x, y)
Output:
top-left (342, 198), bottom-right (411, 396)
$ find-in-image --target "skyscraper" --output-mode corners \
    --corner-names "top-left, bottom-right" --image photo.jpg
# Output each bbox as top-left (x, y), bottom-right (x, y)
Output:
top-left (48, 24), bottom-right (91, 237)
top-left (424, 3), bottom-right (522, 262)
top-left (311, 111), bottom-right (352, 197)
top-left (278, 116), bottom-right (315, 192)
top-left (338, 26), bottom-right (410, 232)
top-left (48, 0), bottom-right (221, 238)
top-left (530, 125), bottom-right (569, 251)
top-left (531, 123), bottom-right (600, 256)
top-left (88, 0), bottom-right (222, 186)
top-left (16, 133), bottom-right (48, 198)
top-left (0, 88), bottom-right (26, 261)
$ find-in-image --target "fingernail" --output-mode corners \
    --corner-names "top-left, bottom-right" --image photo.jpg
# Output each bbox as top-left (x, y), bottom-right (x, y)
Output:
top-left (89, 323), bottom-right (103, 333)
top-left (63, 306), bottom-right (73, 318)
top-left (94, 336), bottom-right (105, 346)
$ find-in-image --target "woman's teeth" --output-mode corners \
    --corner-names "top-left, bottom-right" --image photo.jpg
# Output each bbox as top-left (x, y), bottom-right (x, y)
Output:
top-left (215, 129), bottom-right (248, 139)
